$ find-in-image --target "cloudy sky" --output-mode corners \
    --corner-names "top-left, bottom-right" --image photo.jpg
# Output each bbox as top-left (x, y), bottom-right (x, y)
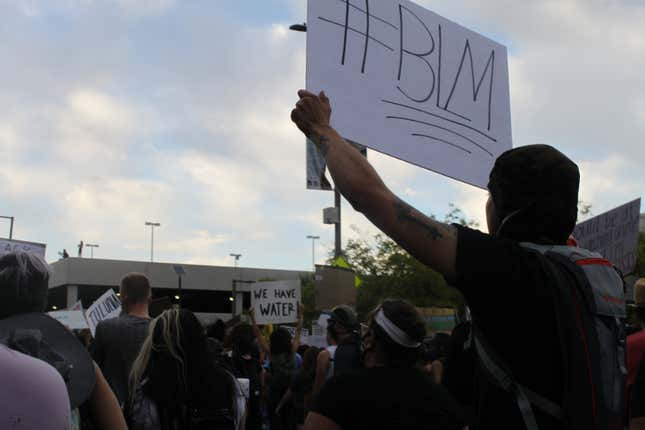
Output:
top-left (0, 0), bottom-right (642, 270)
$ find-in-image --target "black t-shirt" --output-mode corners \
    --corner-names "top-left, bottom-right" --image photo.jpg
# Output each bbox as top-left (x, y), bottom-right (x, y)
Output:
top-left (311, 366), bottom-right (465, 429)
top-left (631, 355), bottom-right (645, 419)
top-left (453, 226), bottom-right (564, 429)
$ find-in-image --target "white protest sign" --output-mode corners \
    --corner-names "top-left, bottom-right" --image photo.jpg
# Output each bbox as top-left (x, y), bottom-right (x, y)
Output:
top-left (70, 300), bottom-right (83, 311)
top-left (85, 289), bottom-right (122, 336)
top-left (0, 238), bottom-right (46, 259)
top-left (48, 310), bottom-right (90, 330)
top-left (307, 0), bottom-right (512, 188)
top-left (574, 198), bottom-right (641, 275)
top-left (251, 280), bottom-right (302, 325)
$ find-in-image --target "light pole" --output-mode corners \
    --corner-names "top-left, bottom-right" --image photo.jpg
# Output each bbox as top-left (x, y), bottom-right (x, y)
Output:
top-left (229, 253), bottom-right (242, 318)
top-left (306, 235), bottom-right (320, 272)
top-left (145, 222), bottom-right (161, 262)
top-left (85, 243), bottom-right (99, 258)
top-left (290, 23), bottom-right (342, 258)
top-left (0, 216), bottom-right (14, 240)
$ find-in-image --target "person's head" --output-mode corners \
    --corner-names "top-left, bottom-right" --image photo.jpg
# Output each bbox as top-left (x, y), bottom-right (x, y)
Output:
top-left (633, 278), bottom-right (645, 326)
top-left (229, 323), bottom-right (255, 357)
top-left (270, 327), bottom-right (292, 357)
top-left (487, 144), bottom-right (580, 244)
top-left (207, 319), bottom-right (226, 342)
top-left (0, 252), bottom-right (51, 319)
top-left (130, 308), bottom-right (233, 414)
top-left (327, 305), bottom-right (358, 342)
top-left (119, 273), bottom-right (151, 312)
top-left (302, 346), bottom-right (321, 373)
top-left (362, 299), bottom-right (425, 368)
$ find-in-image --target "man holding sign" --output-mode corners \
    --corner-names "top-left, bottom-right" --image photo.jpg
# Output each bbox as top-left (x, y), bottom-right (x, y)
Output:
top-left (291, 91), bottom-right (620, 430)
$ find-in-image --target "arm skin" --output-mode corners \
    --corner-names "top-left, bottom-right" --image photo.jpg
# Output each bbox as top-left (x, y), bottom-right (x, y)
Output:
top-left (313, 349), bottom-right (331, 395)
top-left (304, 412), bottom-right (342, 430)
top-left (248, 308), bottom-right (271, 356)
top-left (88, 363), bottom-right (128, 430)
top-left (291, 90), bottom-right (457, 279)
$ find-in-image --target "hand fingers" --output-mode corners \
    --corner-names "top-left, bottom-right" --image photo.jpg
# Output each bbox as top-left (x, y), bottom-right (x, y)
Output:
top-left (319, 91), bottom-right (329, 105)
top-left (298, 89), bottom-right (318, 99)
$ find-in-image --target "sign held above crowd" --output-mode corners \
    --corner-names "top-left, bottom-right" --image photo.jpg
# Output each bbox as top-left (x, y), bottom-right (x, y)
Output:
top-left (307, 0), bottom-right (512, 188)
top-left (85, 289), bottom-right (122, 336)
top-left (574, 198), bottom-right (641, 275)
top-left (0, 238), bottom-right (46, 259)
top-left (251, 280), bottom-right (302, 325)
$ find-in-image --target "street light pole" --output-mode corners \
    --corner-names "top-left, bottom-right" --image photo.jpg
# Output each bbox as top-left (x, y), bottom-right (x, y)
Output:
top-left (306, 235), bottom-right (320, 272)
top-left (145, 222), bottom-right (161, 262)
top-left (229, 253), bottom-right (242, 318)
top-left (85, 243), bottom-right (99, 258)
top-left (0, 216), bottom-right (14, 240)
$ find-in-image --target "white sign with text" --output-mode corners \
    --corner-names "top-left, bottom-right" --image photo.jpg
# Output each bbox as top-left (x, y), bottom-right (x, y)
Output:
top-left (85, 290), bottom-right (122, 336)
top-left (48, 310), bottom-right (90, 330)
top-left (307, 0), bottom-right (512, 188)
top-left (0, 238), bottom-right (46, 259)
top-left (251, 280), bottom-right (302, 325)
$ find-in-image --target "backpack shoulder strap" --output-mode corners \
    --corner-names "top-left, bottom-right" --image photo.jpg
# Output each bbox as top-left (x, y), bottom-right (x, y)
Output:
top-left (472, 324), bottom-right (563, 430)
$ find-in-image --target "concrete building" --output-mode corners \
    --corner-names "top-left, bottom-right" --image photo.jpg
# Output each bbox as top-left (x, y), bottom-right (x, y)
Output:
top-left (48, 257), bottom-right (308, 323)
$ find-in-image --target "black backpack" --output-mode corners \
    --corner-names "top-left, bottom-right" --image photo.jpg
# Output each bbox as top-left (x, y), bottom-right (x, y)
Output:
top-left (474, 244), bottom-right (626, 430)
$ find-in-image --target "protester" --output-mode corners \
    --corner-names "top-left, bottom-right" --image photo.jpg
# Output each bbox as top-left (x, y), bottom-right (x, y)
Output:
top-left (628, 279), bottom-right (645, 421)
top-left (422, 332), bottom-right (451, 385)
top-left (128, 308), bottom-right (239, 429)
top-left (313, 305), bottom-right (360, 394)
top-left (207, 318), bottom-right (227, 360)
top-left (223, 322), bottom-right (264, 430)
top-left (0, 251), bottom-right (127, 430)
top-left (248, 305), bottom-right (303, 430)
top-left (291, 90), bottom-right (625, 429)
top-left (93, 272), bottom-right (152, 406)
top-left (305, 299), bottom-right (465, 429)
top-left (276, 346), bottom-right (321, 430)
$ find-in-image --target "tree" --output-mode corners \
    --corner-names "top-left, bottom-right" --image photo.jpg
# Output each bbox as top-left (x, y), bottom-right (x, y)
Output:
top-left (336, 205), bottom-right (476, 319)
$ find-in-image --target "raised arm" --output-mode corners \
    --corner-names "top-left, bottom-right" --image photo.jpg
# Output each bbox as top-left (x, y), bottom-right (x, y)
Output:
top-left (248, 308), bottom-right (271, 356)
top-left (291, 90), bottom-right (457, 279)
top-left (291, 303), bottom-right (304, 355)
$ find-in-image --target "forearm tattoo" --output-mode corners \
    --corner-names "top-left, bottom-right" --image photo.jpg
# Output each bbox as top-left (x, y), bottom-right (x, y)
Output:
top-left (316, 134), bottom-right (330, 156)
top-left (394, 197), bottom-right (453, 241)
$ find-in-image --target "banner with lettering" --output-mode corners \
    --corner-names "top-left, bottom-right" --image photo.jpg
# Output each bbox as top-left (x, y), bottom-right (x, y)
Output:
top-left (85, 289), bottom-right (122, 336)
top-left (251, 280), bottom-right (302, 325)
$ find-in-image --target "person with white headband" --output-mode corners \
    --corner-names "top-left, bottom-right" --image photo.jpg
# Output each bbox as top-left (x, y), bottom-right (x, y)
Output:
top-left (305, 299), bottom-right (466, 430)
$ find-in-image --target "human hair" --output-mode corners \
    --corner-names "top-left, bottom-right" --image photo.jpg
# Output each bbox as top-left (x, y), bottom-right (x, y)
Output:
top-left (229, 323), bottom-right (255, 357)
top-left (0, 252), bottom-right (51, 319)
top-left (119, 273), bottom-right (151, 305)
top-left (367, 299), bottom-right (426, 368)
top-left (302, 346), bottom-right (321, 373)
top-left (207, 319), bottom-right (226, 342)
top-left (129, 309), bottom-right (235, 428)
top-left (488, 144), bottom-right (580, 244)
top-left (270, 327), bottom-right (293, 357)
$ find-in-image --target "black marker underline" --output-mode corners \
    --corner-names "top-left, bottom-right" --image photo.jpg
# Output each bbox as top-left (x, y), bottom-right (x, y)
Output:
top-left (318, 17), bottom-right (394, 51)
top-left (412, 133), bottom-right (472, 154)
top-left (387, 116), bottom-right (494, 157)
top-left (382, 99), bottom-right (498, 142)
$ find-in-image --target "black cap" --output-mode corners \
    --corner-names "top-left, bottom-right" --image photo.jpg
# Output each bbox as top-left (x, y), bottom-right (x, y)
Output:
top-left (329, 305), bottom-right (358, 328)
top-left (488, 144), bottom-right (580, 244)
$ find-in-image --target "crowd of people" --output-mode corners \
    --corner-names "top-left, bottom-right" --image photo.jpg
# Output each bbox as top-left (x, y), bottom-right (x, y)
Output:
top-left (0, 86), bottom-right (639, 430)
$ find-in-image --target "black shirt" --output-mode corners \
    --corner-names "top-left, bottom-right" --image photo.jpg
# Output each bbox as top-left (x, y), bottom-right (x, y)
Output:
top-left (311, 366), bottom-right (465, 429)
top-left (631, 355), bottom-right (645, 419)
top-left (453, 226), bottom-right (564, 429)
top-left (92, 314), bottom-right (150, 404)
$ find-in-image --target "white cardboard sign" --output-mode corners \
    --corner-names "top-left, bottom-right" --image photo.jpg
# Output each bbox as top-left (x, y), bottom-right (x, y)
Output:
top-left (0, 238), bottom-right (46, 259)
top-left (48, 310), bottom-right (90, 330)
top-left (251, 280), bottom-right (302, 325)
top-left (307, 0), bottom-right (512, 188)
top-left (574, 198), bottom-right (641, 275)
top-left (85, 290), bottom-right (122, 336)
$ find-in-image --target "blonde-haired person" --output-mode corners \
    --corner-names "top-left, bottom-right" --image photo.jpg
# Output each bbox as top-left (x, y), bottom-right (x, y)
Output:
top-left (128, 309), bottom-right (240, 430)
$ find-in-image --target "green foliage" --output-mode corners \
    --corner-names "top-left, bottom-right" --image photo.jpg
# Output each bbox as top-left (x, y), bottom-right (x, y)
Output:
top-left (336, 204), bottom-right (475, 319)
